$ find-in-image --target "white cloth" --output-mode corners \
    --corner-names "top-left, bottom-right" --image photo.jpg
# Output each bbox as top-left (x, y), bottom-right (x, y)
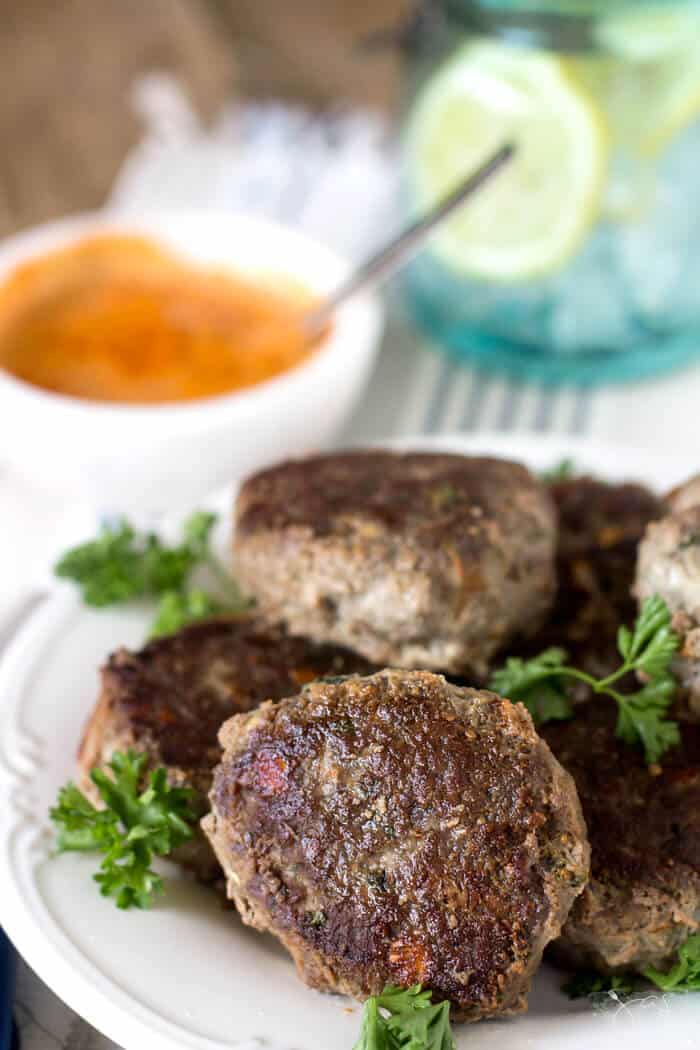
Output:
top-left (6, 77), bottom-right (700, 1050)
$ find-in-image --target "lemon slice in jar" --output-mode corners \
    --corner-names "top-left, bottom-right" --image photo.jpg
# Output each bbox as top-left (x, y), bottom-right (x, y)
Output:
top-left (636, 47), bottom-right (700, 156)
top-left (579, 49), bottom-right (700, 160)
top-left (593, 6), bottom-right (700, 157)
top-left (405, 41), bottom-right (608, 282)
top-left (596, 4), bottom-right (700, 62)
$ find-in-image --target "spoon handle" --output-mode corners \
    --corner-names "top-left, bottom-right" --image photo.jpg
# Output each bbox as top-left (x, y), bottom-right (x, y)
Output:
top-left (305, 141), bottom-right (514, 334)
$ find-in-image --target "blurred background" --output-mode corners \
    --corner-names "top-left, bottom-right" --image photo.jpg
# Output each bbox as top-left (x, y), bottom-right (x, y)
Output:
top-left (6, 0), bottom-right (700, 388)
top-left (0, 0), bottom-right (407, 235)
top-left (4, 0), bottom-right (700, 595)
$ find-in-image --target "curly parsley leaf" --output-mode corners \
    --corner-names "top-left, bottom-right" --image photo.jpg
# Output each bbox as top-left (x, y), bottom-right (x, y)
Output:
top-left (489, 596), bottom-right (680, 764)
top-left (182, 510), bottom-right (218, 557)
top-left (54, 522), bottom-right (147, 606)
top-left (489, 648), bottom-right (573, 724)
top-left (644, 933), bottom-right (700, 992)
top-left (54, 514), bottom-right (211, 605)
top-left (541, 458), bottom-right (576, 482)
top-left (615, 677), bottom-right (681, 765)
top-left (563, 934), bottom-right (700, 1003)
top-left (353, 985), bottom-right (456, 1050)
top-left (50, 782), bottom-right (121, 853)
top-left (562, 971), bottom-right (639, 1001)
top-left (149, 589), bottom-right (224, 639)
top-left (354, 999), bottom-right (392, 1050)
top-left (55, 510), bottom-right (251, 636)
top-left (50, 750), bottom-right (197, 909)
top-left (617, 594), bottom-right (678, 677)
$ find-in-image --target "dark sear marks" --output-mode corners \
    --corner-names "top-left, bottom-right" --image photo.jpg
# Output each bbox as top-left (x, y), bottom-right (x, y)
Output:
top-left (78, 617), bottom-right (371, 881)
top-left (203, 669), bottom-right (589, 1020)
top-left (544, 701), bottom-right (700, 975)
top-left (233, 451), bottom-right (557, 677)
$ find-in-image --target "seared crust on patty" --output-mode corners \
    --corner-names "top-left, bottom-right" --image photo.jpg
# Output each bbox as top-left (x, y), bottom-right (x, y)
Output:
top-left (78, 617), bottom-right (370, 881)
top-left (636, 505), bottom-right (700, 721)
top-left (667, 473), bottom-right (700, 515)
top-left (544, 702), bottom-right (700, 974)
top-left (233, 451), bottom-right (556, 676)
top-left (203, 669), bottom-right (589, 1020)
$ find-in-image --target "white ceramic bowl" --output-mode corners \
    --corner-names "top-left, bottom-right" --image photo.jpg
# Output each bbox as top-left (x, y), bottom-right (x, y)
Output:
top-left (0, 212), bottom-right (383, 513)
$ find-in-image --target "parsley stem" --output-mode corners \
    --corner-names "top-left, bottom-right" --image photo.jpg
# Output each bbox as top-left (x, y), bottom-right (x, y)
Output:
top-left (565, 671), bottom-right (636, 714)
top-left (595, 662), bottom-right (634, 691)
top-left (542, 665), bottom-right (599, 691)
top-left (527, 664), bottom-right (631, 706)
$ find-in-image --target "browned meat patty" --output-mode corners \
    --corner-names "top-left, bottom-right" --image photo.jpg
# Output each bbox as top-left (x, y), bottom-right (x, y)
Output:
top-left (78, 618), bottom-right (370, 881)
top-left (518, 477), bottom-right (662, 689)
top-left (233, 451), bottom-right (556, 677)
top-left (667, 473), bottom-right (700, 515)
top-left (543, 701), bottom-right (700, 974)
top-left (203, 669), bottom-right (589, 1020)
top-left (636, 503), bottom-right (700, 720)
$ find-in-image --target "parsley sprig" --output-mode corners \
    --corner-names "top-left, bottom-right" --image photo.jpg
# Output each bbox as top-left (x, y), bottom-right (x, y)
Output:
top-left (50, 751), bottom-right (196, 909)
top-left (564, 933), bottom-right (700, 1000)
top-left (541, 457), bottom-right (576, 482)
top-left (353, 985), bottom-right (455, 1050)
top-left (562, 971), bottom-right (638, 1001)
top-left (490, 596), bottom-right (681, 764)
top-left (644, 933), bottom-right (700, 992)
top-left (55, 511), bottom-right (251, 637)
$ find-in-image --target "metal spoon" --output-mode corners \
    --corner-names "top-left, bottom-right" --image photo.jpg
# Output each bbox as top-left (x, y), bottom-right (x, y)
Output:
top-left (304, 142), bottom-right (515, 335)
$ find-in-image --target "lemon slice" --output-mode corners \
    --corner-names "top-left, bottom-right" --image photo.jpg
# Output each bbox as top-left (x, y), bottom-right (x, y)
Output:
top-left (639, 46), bottom-right (700, 155)
top-left (596, 4), bottom-right (700, 62)
top-left (592, 6), bottom-right (700, 157)
top-left (571, 44), bottom-right (700, 160)
top-left (405, 41), bottom-right (607, 282)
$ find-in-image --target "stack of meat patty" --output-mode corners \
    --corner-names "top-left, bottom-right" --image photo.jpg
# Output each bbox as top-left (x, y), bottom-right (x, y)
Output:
top-left (79, 449), bottom-right (700, 1022)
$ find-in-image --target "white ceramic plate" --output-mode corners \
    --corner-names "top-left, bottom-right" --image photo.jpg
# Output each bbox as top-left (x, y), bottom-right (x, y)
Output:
top-left (2, 434), bottom-right (700, 1050)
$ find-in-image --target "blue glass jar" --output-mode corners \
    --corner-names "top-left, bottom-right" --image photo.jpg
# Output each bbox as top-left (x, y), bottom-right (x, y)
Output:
top-left (400, 1), bottom-right (700, 383)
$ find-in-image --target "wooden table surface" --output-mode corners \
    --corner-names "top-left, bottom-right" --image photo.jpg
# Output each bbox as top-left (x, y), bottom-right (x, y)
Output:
top-left (0, 0), bottom-right (406, 237)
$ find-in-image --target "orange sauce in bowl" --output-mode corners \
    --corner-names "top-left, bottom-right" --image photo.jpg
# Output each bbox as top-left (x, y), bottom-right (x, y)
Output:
top-left (0, 234), bottom-right (322, 403)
